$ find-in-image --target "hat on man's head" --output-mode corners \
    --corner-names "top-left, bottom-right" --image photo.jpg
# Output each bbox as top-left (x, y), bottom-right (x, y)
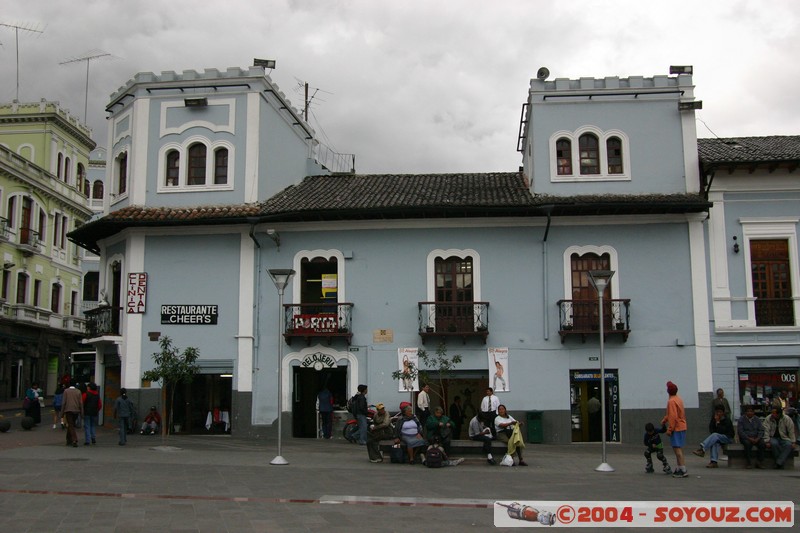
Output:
top-left (666, 381), bottom-right (678, 395)
top-left (376, 403), bottom-right (385, 410)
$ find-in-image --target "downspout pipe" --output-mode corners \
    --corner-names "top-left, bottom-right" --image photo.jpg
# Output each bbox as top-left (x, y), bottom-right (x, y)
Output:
top-left (540, 206), bottom-right (554, 341)
top-left (248, 220), bottom-right (263, 398)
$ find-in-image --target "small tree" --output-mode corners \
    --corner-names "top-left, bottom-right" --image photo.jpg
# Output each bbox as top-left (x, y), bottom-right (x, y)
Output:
top-left (142, 336), bottom-right (199, 436)
top-left (391, 341), bottom-right (461, 410)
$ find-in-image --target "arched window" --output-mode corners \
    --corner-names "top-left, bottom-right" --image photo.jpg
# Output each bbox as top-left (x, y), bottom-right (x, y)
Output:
top-left (607, 136), bottom-right (623, 174)
top-left (57, 153), bottom-right (63, 179)
top-left (214, 147), bottom-right (228, 185)
top-left (92, 181), bottom-right (104, 200)
top-left (51, 283), bottom-right (61, 314)
top-left (188, 143), bottom-right (207, 185)
top-left (166, 150), bottom-right (180, 186)
top-left (16, 272), bottom-right (28, 304)
top-left (64, 157), bottom-right (71, 183)
top-left (77, 163), bottom-right (87, 195)
top-left (556, 138), bottom-right (572, 175)
top-left (117, 153), bottom-right (128, 195)
top-left (579, 133), bottom-right (599, 175)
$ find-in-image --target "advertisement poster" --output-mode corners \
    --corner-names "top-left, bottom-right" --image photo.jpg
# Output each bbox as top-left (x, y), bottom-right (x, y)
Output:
top-left (397, 347), bottom-right (419, 392)
top-left (488, 347), bottom-right (509, 392)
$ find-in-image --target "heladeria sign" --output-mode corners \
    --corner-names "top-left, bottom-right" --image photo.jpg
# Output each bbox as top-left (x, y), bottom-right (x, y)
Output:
top-left (161, 304), bottom-right (218, 325)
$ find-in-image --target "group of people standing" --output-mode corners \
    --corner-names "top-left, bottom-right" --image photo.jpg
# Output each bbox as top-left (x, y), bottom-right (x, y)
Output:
top-left (52, 378), bottom-right (101, 447)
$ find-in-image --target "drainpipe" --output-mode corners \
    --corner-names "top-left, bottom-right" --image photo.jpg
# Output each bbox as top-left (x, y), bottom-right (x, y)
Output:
top-left (540, 206), bottom-right (554, 341)
top-left (248, 220), bottom-right (263, 390)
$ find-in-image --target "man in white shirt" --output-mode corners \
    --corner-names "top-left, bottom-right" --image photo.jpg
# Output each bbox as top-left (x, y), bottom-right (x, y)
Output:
top-left (480, 387), bottom-right (500, 436)
top-left (417, 384), bottom-right (431, 425)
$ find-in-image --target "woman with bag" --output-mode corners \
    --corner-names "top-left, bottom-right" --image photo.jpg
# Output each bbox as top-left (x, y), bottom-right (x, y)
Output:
top-left (394, 404), bottom-right (427, 465)
top-left (24, 382), bottom-right (43, 425)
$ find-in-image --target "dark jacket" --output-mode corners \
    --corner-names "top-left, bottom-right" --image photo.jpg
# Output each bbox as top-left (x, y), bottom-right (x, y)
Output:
top-left (353, 393), bottom-right (368, 416)
top-left (643, 425), bottom-right (667, 450)
top-left (113, 395), bottom-right (135, 418)
top-left (737, 414), bottom-right (765, 441)
top-left (83, 389), bottom-right (102, 417)
top-left (394, 415), bottom-right (422, 440)
top-left (709, 414), bottom-right (735, 439)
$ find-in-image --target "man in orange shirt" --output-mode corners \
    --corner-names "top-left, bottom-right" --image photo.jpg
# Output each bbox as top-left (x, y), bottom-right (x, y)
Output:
top-left (661, 381), bottom-right (688, 478)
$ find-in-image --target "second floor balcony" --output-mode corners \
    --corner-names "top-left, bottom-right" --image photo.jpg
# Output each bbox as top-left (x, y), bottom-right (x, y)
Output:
top-left (557, 299), bottom-right (631, 343)
top-left (418, 301), bottom-right (490, 344)
top-left (84, 305), bottom-right (123, 338)
top-left (282, 303), bottom-right (353, 345)
top-left (15, 227), bottom-right (43, 256)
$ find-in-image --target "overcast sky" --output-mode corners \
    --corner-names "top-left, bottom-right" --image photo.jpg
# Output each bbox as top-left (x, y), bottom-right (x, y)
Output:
top-left (2, 1), bottom-right (798, 174)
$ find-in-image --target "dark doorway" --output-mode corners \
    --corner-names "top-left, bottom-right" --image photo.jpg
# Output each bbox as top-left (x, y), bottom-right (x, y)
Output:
top-left (292, 365), bottom-right (347, 438)
top-left (173, 374), bottom-right (233, 434)
top-left (570, 369), bottom-right (620, 443)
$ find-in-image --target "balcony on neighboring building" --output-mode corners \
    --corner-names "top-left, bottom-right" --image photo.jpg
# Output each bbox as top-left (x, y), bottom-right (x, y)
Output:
top-left (83, 305), bottom-right (123, 338)
top-left (0, 217), bottom-right (9, 242)
top-left (15, 227), bottom-right (43, 256)
top-left (557, 299), bottom-right (631, 343)
top-left (282, 303), bottom-right (353, 345)
top-left (418, 301), bottom-right (490, 344)
top-left (9, 304), bottom-right (51, 327)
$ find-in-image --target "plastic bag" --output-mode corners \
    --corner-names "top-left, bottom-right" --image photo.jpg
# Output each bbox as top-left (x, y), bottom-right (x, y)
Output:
top-left (500, 453), bottom-right (514, 467)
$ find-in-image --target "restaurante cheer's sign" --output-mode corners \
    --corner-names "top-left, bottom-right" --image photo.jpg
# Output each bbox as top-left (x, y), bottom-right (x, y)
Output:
top-left (161, 305), bottom-right (218, 325)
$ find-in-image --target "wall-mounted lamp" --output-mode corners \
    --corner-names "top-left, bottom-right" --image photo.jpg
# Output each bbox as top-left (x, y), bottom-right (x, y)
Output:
top-left (732, 236), bottom-right (740, 254)
top-left (184, 97), bottom-right (208, 108)
top-left (670, 65), bottom-right (693, 75)
top-left (266, 229), bottom-right (280, 247)
top-left (679, 100), bottom-right (703, 110)
top-left (2, 262), bottom-right (14, 270)
top-left (253, 58), bottom-right (277, 70)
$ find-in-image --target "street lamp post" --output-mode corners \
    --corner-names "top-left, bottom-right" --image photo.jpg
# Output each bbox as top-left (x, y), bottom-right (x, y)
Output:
top-left (588, 269), bottom-right (615, 473)
top-left (268, 268), bottom-right (295, 466)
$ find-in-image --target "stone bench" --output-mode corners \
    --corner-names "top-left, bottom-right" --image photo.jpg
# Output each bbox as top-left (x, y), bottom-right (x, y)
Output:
top-left (724, 443), bottom-right (798, 468)
top-left (379, 439), bottom-right (510, 455)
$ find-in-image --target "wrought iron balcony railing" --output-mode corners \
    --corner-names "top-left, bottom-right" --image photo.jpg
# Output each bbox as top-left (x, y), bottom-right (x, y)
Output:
top-left (16, 227), bottom-right (43, 255)
top-left (418, 301), bottom-right (490, 344)
top-left (84, 305), bottom-right (123, 338)
top-left (557, 299), bottom-right (631, 343)
top-left (0, 217), bottom-right (8, 241)
top-left (755, 298), bottom-right (795, 327)
top-left (282, 303), bottom-right (354, 345)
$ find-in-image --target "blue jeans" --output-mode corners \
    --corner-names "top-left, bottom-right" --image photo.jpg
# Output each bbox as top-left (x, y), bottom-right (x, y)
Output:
top-left (319, 411), bottom-right (333, 438)
top-left (356, 414), bottom-right (368, 444)
top-left (770, 438), bottom-right (794, 466)
top-left (84, 415), bottom-right (98, 443)
top-left (701, 433), bottom-right (732, 462)
top-left (119, 417), bottom-right (129, 444)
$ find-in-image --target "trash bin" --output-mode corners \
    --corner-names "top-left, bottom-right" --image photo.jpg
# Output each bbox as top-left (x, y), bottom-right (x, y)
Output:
top-left (526, 410), bottom-right (543, 443)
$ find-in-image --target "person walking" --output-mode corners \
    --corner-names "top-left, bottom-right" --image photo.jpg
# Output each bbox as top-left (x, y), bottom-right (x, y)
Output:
top-left (52, 384), bottom-right (64, 430)
top-left (317, 386), bottom-right (334, 439)
top-left (82, 382), bottom-right (102, 445)
top-left (113, 388), bottom-right (135, 446)
top-left (661, 381), bottom-right (688, 478)
top-left (354, 384), bottom-right (369, 445)
top-left (61, 380), bottom-right (83, 448)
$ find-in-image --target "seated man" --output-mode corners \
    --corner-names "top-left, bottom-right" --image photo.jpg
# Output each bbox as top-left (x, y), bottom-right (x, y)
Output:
top-left (692, 406), bottom-right (735, 467)
top-left (367, 403), bottom-right (394, 463)
top-left (737, 405), bottom-right (766, 468)
top-left (764, 407), bottom-right (798, 470)
top-left (425, 406), bottom-right (454, 454)
top-left (468, 414), bottom-right (496, 465)
top-left (140, 406), bottom-right (161, 435)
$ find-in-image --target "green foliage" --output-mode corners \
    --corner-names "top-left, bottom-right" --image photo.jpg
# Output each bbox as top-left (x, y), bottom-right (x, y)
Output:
top-left (142, 336), bottom-right (199, 435)
top-left (390, 341), bottom-right (462, 407)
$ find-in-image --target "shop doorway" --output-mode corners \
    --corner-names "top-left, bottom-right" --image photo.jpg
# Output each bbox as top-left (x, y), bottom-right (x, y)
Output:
top-left (570, 369), bottom-right (620, 443)
top-left (172, 374), bottom-right (233, 434)
top-left (423, 373), bottom-right (489, 440)
top-left (292, 365), bottom-right (347, 438)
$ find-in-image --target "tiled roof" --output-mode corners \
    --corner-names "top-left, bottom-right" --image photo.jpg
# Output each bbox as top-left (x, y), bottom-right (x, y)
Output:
top-left (68, 172), bottom-right (710, 253)
top-left (698, 136), bottom-right (800, 164)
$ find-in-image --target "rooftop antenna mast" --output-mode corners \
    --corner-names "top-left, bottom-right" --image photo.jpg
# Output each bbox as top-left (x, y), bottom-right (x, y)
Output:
top-left (0, 22), bottom-right (45, 101)
top-left (60, 50), bottom-right (112, 124)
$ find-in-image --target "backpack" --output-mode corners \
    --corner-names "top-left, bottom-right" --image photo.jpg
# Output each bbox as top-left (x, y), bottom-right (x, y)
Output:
top-left (425, 446), bottom-right (444, 468)
top-left (346, 394), bottom-right (357, 415)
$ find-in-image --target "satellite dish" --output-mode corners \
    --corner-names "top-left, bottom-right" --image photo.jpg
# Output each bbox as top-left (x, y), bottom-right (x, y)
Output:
top-left (536, 67), bottom-right (550, 80)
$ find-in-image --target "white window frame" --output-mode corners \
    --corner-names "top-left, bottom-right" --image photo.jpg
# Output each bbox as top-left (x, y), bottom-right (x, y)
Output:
top-left (111, 149), bottom-right (129, 203)
top-left (425, 249), bottom-right (482, 330)
top-left (741, 218), bottom-right (800, 328)
top-left (549, 126), bottom-right (631, 182)
top-left (156, 137), bottom-right (235, 193)
top-left (562, 245), bottom-right (621, 299)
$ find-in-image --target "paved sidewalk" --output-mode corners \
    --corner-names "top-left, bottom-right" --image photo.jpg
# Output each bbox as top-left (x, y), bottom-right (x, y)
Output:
top-left (0, 419), bottom-right (796, 532)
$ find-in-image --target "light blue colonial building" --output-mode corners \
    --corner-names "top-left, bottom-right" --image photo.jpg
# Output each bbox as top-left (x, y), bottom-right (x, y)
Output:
top-left (700, 136), bottom-right (800, 420)
top-left (70, 66), bottom-right (715, 443)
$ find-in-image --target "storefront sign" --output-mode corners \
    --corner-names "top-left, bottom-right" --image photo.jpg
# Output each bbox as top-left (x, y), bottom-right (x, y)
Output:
top-left (300, 352), bottom-right (337, 370)
top-left (161, 304), bottom-right (218, 325)
top-left (126, 273), bottom-right (147, 314)
top-left (292, 314), bottom-right (338, 333)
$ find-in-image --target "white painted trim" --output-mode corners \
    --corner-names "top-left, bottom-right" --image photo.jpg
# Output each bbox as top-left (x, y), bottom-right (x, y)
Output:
top-left (112, 109), bottom-right (132, 146)
top-left (155, 137), bottom-right (235, 192)
top-left (282, 345), bottom-right (356, 411)
top-left (549, 125), bottom-right (631, 182)
top-left (426, 249), bottom-right (482, 301)
top-left (130, 99), bottom-right (149, 205)
top-left (292, 249), bottom-right (346, 303)
top-left (708, 193), bottom-right (732, 325)
top-left (741, 219), bottom-right (800, 326)
top-left (561, 245), bottom-right (620, 299)
top-left (689, 219), bottom-right (713, 392)
top-left (245, 92), bottom-right (260, 203)
top-left (159, 98), bottom-right (236, 136)
top-left (237, 231), bottom-right (255, 392)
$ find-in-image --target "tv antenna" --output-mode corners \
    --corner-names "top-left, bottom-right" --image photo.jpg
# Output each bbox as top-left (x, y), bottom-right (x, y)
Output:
top-left (60, 49), bottom-right (113, 124)
top-left (0, 22), bottom-right (45, 101)
top-left (293, 78), bottom-right (332, 122)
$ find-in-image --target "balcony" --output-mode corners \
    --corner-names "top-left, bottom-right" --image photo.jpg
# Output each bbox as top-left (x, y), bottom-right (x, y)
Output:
top-left (84, 305), bottom-right (123, 338)
top-left (557, 299), bottom-right (631, 343)
top-left (282, 303), bottom-right (353, 345)
top-left (418, 301), bottom-right (490, 344)
top-left (16, 227), bottom-right (44, 256)
top-left (9, 304), bottom-right (51, 327)
top-left (0, 217), bottom-right (8, 242)
top-left (755, 298), bottom-right (795, 327)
